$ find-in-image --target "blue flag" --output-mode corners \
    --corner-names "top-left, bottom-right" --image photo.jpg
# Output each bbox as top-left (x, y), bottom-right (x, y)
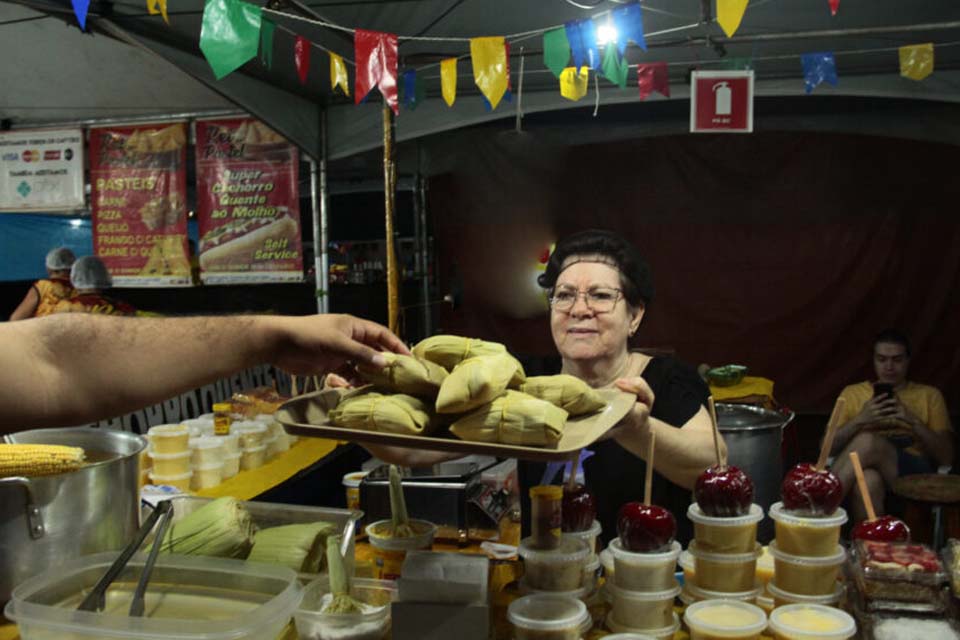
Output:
top-left (565, 19), bottom-right (599, 71)
top-left (801, 52), bottom-right (838, 94)
top-left (612, 2), bottom-right (646, 55)
top-left (72, 0), bottom-right (90, 29)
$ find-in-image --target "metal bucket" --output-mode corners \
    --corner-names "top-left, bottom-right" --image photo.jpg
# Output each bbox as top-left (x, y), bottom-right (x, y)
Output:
top-left (716, 404), bottom-right (794, 543)
top-left (0, 427), bottom-right (146, 605)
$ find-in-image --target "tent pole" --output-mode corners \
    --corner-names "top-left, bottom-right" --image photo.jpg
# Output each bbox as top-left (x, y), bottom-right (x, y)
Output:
top-left (417, 174), bottom-right (431, 337)
top-left (383, 103), bottom-right (400, 336)
top-left (312, 108), bottom-right (330, 314)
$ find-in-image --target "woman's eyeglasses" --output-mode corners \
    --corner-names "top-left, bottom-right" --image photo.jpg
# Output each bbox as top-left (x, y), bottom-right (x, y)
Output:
top-left (550, 286), bottom-right (622, 313)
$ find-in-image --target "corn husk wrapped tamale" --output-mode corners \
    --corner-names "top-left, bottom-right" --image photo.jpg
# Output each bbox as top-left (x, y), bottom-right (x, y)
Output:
top-left (450, 390), bottom-right (568, 447)
top-left (328, 392), bottom-right (437, 435)
top-left (247, 522), bottom-right (337, 573)
top-left (519, 374), bottom-right (606, 416)
top-left (356, 353), bottom-right (448, 396)
top-left (160, 496), bottom-right (256, 558)
top-left (412, 335), bottom-right (508, 370)
top-left (435, 353), bottom-right (527, 414)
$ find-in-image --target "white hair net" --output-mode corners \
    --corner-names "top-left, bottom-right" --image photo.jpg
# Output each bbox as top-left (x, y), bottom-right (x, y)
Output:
top-left (45, 247), bottom-right (76, 271)
top-left (71, 256), bottom-right (112, 290)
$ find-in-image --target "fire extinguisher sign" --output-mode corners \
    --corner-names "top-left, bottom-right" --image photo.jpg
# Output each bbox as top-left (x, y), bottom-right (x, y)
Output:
top-left (690, 70), bottom-right (754, 133)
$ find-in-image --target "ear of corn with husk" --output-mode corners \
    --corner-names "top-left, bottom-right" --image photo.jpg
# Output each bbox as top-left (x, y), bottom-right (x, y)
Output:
top-left (247, 522), bottom-right (336, 573)
top-left (322, 534), bottom-right (363, 614)
top-left (356, 353), bottom-right (448, 396)
top-left (450, 390), bottom-right (568, 448)
top-left (387, 464), bottom-right (414, 538)
top-left (519, 375), bottom-right (607, 416)
top-left (411, 335), bottom-right (508, 370)
top-left (435, 353), bottom-right (526, 414)
top-left (0, 444), bottom-right (85, 477)
top-left (160, 496), bottom-right (256, 558)
top-left (328, 392), bottom-right (437, 435)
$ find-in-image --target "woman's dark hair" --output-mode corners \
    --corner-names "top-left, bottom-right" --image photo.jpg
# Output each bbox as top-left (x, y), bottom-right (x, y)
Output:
top-left (537, 229), bottom-right (654, 307)
top-left (873, 328), bottom-right (911, 357)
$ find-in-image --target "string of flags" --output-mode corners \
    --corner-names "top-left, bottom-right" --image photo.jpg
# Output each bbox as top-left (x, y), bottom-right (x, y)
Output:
top-left (69, 0), bottom-right (944, 114)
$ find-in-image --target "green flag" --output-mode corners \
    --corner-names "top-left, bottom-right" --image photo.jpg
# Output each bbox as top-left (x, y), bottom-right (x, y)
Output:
top-left (199, 0), bottom-right (262, 80)
top-left (543, 28), bottom-right (571, 78)
top-left (260, 17), bottom-right (275, 69)
top-left (600, 44), bottom-right (628, 88)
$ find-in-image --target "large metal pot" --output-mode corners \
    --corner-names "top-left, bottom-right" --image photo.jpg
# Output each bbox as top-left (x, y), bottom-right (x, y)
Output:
top-left (716, 404), bottom-right (794, 543)
top-left (0, 427), bottom-right (146, 605)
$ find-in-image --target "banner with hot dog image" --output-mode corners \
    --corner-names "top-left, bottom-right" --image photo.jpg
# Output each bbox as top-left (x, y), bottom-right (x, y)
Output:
top-left (90, 123), bottom-right (192, 287)
top-left (195, 118), bottom-right (304, 284)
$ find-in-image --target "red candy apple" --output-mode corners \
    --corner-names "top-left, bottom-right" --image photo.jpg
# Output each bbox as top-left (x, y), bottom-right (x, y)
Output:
top-left (781, 463), bottom-right (843, 515)
top-left (852, 515), bottom-right (911, 543)
top-left (562, 483), bottom-right (597, 533)
top-left (695, 465), bottom-right (754, 517)
top-left (617, 501), bottom-right (676, 552)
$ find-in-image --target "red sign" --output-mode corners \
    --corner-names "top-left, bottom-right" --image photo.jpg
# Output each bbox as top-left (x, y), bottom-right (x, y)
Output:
top-left (690, 70), bottom-right (754, 133)
top-left (194, 118), bottom-right (304, 284)
top-left (90, 123), bottom-right (192, 287)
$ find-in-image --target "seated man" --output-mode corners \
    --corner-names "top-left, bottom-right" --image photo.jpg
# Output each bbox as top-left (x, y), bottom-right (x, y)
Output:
top-left (829, 329), bottom-right (954, 524)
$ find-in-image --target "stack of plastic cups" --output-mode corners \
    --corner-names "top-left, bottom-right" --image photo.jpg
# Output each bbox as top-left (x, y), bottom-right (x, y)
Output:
top-left (231, 420), bottom-right (269, 471)
top-left (603, 535), bottom-right (682, 638)
top-left (562, 519), bottom-right (603, 603)
top-left (685, 503), bottom-right (765, 606)
top-left (146, 424), bottom-right (192, 491)
top-left (189, 435), bottom-right (225, 490)
top-left (767, 502), bottom-right (847, 609)
top-left (218, 432), bottom-right (241, 479)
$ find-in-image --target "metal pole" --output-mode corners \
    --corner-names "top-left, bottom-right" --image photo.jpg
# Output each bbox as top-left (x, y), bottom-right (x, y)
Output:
top-left (309, 156), bottom-right (323, 313)
top-left (418, 176), bottom-right (431, 336)
top-left (383, 103), bottom-right (400, 335)
top-left (318, 109), bottom-right (330, 314)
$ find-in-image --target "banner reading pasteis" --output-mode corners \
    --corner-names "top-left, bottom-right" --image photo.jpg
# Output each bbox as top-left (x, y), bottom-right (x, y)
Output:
top-left (90, 123), bottom-right (191, 287)
top-left (195, 118), bottom-right (303, 284)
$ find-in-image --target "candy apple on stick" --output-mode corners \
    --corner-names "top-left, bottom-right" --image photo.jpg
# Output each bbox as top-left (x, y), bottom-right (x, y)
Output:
top-left (849, 451), bottom-right (911, 542)
top-left (617, 432), bottom-right (677, 552)
top-left (695, 397), bottom-right (755, 517)
top-left (562, 452), bottom-right (597, 533)
top-left (781, 398), bottom-right (845, 515)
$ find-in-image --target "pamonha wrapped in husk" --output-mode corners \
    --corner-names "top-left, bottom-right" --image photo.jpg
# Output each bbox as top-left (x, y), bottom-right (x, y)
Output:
top-left (519, 374), bottom-right (606, 416)
top-left (411, 334), bottom-right (508, 370)
top-left (160, 496), bottom-right (256, 558)
top-left (356, 353), bottom-right (448, 396)
top-left (435, 353), bottom-right (526, 414)
top-left (450, 390), bottom-right (568, 448)
top-left (328, 392), bottom-right (437, 435)
top-left (247, 522), bottom-right (336, 573)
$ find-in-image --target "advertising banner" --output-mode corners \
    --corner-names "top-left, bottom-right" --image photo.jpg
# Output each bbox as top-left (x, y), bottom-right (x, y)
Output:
top-left (195, 118), bottom-right (303, 284)
top-left (0, 129), bottom-right (85, 211)
top-left (90, 123), bottom-right (192, 287)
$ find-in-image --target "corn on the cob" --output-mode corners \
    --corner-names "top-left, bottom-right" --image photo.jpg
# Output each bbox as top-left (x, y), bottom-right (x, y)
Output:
top-left (322, 535), bottom-right (363, 614)
top-left (0, 444), bottom-right (85, 477)
top-left (160, 496), bottom-right (256, 558)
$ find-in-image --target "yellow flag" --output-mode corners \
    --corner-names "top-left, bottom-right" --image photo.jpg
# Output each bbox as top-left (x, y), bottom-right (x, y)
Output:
top-left (146, 0), bottom-right (168, 24)
top-left (441, 57), bottom-right (458, 107)
top-left (559, 67), bottom-right (589, 101)
top-left (899, 43), bottom-right (934, 81)
top-left (717, 0), bottom-right (749, 37)
top-left (330, 52), bottom-right (350, 96)
top-left (470, 36), bottom-right (508, 110)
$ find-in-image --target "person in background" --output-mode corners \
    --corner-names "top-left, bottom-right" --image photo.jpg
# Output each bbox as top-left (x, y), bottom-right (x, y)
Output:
top-left (0, 313), bottom-right (408, 434)
top-left (9, 247), bottom-right (76, 321)
top-left (52, 256), bottom-right (137, 316)
top-left (829, 329), bottom-right (954, 525)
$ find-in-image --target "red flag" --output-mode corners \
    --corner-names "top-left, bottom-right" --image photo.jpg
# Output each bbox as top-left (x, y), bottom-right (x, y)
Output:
top-left (354, 29), bottom-right (399, 115)
top-left (637, 62), bottom-right (669, 100)
top-left (295, 36), bottom-right (310, 85)
top-left (829, 0), bottom-right (839, 15)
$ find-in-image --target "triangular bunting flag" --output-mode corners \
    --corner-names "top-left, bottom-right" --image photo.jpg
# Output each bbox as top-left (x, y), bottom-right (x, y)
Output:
top-left (470, 36), bottom-right (509, 110)
top-left (559, 67), bottom-right (590, 101)
top-left (637, 62), bottom-right (669, 100)
top-left (146, 0), bottom-right (168, 24)
top-left (199, 0), bottom-right (263, 80)
top-left (565, 19), bottom-right (599, 71)
top-left (612, 2), bottom-right (646, 54)
top-left (829, 0), bottom-right (839, 16)
top-left (601, 44), bottom-right (629, 88)
top-left (72, 0), bottom-right (90, 30)
top-left (294, 36), bottom-right (310, 85)
top-left (354, 29), bottom-right (399, 115)
top-left (543, 28), bottom-right (571, 78)
top-left (400, 69), bottom-right (426, 110)
top-left (800, 52), bottom-right (838, 94)
top-left (330, 52), bottom-right (349, 95)
top-left (260, 18), bottom-right (275, 69)
top-left (441, 57), bottom-right (458, 106)
top-left (717, 0), bottom-right (749, 38)
top-left (899, 43), bottom-right (934, 81)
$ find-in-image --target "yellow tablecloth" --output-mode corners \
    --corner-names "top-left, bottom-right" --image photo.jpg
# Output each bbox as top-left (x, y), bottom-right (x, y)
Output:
top-left (709, 376), bottom-right (775, 403)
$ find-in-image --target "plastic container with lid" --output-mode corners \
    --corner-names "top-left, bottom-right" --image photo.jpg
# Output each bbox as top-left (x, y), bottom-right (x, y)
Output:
top-left (581, 554), bottom-right (600, 594)
top-left (603, 634), bottom-right (658, 640)
top-left (608, 538), bottom-right (682, 591)
top-left (686, 582), bottom-right (762, 604)
top-left (218, 432), bottom-right (240, 455)
top-left (768, 541), bottom-right (845, 596)
top-left (563, 519), bottom-right (603, 555)
top-left (606, 611), bottom-right (680, 640)
top-left (147, 423), bottom-right (190, 453)
top-left (182, 417), bottom-right (216, 438)
top-left (683, 600), bottom-right (767, 640)
top-left (4, 552), bottom-right (302, 640)
top-left (221, 452), bottom-right (241, 479)
top-left (519, 536), bottom-right (591, 592)
top-left (688, 541), bottom-right (762, 592)
top-left (240, 445), bottom-right (267, 471)
top-left (756, 545), bottom-right (775, 589)
top-left (294, 576), bottom-right (395, 640)
top-left (264, 434), bottom-right (281, 460)
top-left (850, 539), bottom-right (947, 604)
top-left (365, 519), bottom-right (437, 581)
top-left (679, 550), bottom-right (695, 585)
top-left (755, 589), bottom-right (775, 614)
top-left (599, 546), bottom-right (614, 580)
top-left (148, 470), bottom-right (192, 491)
top-left (147, 449), bottom-right (191, 476)
top-left (687, 503), bottom-right (764, 554)
top-left (529, 485), bottom-right (564, 550)
top-left (191, 462), bottom-right (224, 490)
top-left (768, 502), bottom-right (847, 557)
top-left (508, 593), bottom-right (589, 640)
top-left (190, 436), bottom-right (225, 466)
top-left (518, 579), bottom-right (592, 603)
top-left (232, 421), bottom-right (269, 448)
top-left (767, 604), bottom-right (856, 640)
top-left (343, 471), bottom-right (369, 512)
top-left (766, 582), bottom-right (843, 609)
top-left (604, 582), bottom-right (680, 630)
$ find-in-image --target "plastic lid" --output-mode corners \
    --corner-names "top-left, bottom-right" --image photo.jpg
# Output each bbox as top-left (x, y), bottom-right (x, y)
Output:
top-left (758, 545), bottom-right (774, 570)
top-left (518, 579), bottom-right (591, 601)
top-left (769, 501), bottom-right (848, 527)
top-left (688, 540), bottom-right (762, 563)
top-left (213, 402), bottom-right (232, 411)
top-left (529, 485), bottom-right (563, 500)
top-left (148, 424), bottom-right (189, 437)
top-left (148, 470), bottom-right (192, 481)
top-left (604, 581), bottom-right (681, 602)
top-left (768, 604), bottom-right (856, 640)
top-left (518, 536), bottom-right (590, 563)
top-left (147, 450), bottom-right (191, 460)
top-left (342, 471), bottom-right (369, 487)
top-left (584, 554), bottom-right (600, 572)
top-left (508, 594), bottom-right (587, 631)
top-left (194, 462), bottom-right (225, 471)
top-left (688, 502), bottom-right (764, 526)
top-left (191, 436), bottom-right (225, 451)
top-left (679, 550), bottom-right (694, 571)
top-left (684, 600), bottom-right (767, 637)
top-left (686, 581), bottom-right (762, 602)
top-left (768, 540), bottom-right (846, 565)
top-left (606, 611), bottom-right (679, 637)
top-left (599, 547), bottom-right (614, 573)
top-left (767, 581), bottom-right (843, 604)
top-left (232, 421), bottom-right (268, 433)
top-left (608, 538), bottom-right (682, 563)
top-left (563, 519), bottom-right (602, 539)
top-left (603, 635), bottom-right (658, 640)
top-left (242, 445), bottom-right (267, 454)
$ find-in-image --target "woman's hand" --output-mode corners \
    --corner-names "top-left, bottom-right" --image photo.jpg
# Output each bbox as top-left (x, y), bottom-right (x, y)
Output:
top-left (598, 376), bottom-right (655, 441)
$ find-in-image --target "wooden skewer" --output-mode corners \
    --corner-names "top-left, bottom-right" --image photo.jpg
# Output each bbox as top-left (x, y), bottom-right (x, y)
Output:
top-left (291, 375), bottom-right (298, 397)
top-left (567, 451), bottom-right (581, 490)
top-left (707, 397), bottom-right (724, 469)
top-left (644, 431), bottom-right (656, 505)
top-left (849, 451), bottom-right (877, 521)
top-left (815, 397), bottom-right (846, 471)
